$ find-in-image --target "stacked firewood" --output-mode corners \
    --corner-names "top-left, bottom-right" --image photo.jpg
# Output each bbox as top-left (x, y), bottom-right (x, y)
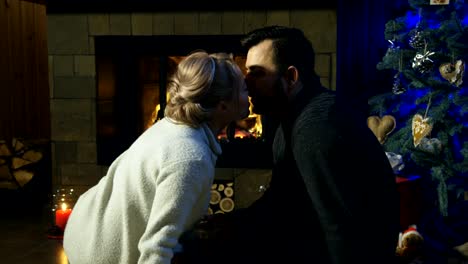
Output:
top-left (0, 138), bottom-right (45, 189)
top-left (208, 181), bottom-right (234, 215)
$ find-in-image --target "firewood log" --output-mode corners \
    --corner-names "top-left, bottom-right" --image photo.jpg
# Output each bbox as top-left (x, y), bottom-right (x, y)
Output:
top-left (12, 138), bottom-right (25, 152)
top-left (0, 165), bottom-right (11, 180)
top-left (13, 170), bottom-right (33, 187)
top-left (0, 143), bottom-right (10, 156)
top-left (223, 186), bottom-right (234, 197)
top-left (22, 150), bottom-right (42, 162)
top-left (219, 197), bottom-right (234, 212)
top-left (210, 190), bottom-right (221, 204)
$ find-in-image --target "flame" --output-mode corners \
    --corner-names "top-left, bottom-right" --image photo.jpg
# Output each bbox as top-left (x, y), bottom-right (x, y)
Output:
top-left (146, 91), bottom-right (170, 130)
top-left (247, 97), bottom-right (262, 137)
top-left (147, 103), bottom-right (161, 129)
top-left (61, 203), bottom-right (67, 211)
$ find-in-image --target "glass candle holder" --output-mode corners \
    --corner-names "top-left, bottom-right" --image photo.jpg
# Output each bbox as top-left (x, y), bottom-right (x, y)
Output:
top-left (51, 187), bottom-right (76, 231)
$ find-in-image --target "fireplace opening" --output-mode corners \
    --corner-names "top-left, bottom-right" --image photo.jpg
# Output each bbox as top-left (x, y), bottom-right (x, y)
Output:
top-left (95, 36), bottom-right (276, 169)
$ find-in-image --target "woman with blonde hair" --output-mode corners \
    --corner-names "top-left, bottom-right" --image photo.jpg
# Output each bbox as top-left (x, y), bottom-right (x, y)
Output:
top-left (63, 51), bottom-right (250, 264)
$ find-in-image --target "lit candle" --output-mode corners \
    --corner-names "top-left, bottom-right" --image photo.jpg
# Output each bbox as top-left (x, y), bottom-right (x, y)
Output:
top-left (55, 203), bottom-right (72, 231)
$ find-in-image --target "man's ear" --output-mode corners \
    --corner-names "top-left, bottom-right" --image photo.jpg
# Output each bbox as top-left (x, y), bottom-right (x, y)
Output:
top-left (285, 66), bottom-right (299, 94)
top-left (286, 66), bottom-right (299, 85)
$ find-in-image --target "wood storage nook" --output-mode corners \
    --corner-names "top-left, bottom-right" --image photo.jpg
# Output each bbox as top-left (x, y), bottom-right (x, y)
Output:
top-left (0, 0), bottom-right (51, 211)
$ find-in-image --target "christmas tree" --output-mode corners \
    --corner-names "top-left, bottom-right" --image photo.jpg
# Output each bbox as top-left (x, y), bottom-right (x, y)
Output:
top-left (369, 0), bottom-right (467, 216)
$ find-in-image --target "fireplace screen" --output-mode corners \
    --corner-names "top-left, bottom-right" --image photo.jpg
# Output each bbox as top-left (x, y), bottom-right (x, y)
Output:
top-left (95, 36), bottom-right (274, 168)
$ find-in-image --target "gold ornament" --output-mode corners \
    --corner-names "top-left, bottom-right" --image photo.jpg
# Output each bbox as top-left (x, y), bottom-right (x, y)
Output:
top-left (412, 114), bottom-right (433, 147)
top-left (439, 59), bottom-right (465, 87)
top-left (367, 115), bottom-right (396, 144)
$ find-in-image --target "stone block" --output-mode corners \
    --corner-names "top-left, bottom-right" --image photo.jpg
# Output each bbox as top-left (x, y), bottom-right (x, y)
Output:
top-left (221, 11), bottom-right (244, 34)
top-left (51, 141), bottom-right (59, 186)
top-left (54, 77), bottom-right (95, 99)
top-left (198, 12), bottom-right (222, 35)
top-left (74, 55), bottom-right (96, 77)
top-left (77, 142), bottom-right (97, 163)
top-left (244, 10), bottom-right (267, 33)
top-left (174, 12), bottom-right (198, 35)
top-left (290, 9), bottom-right (336, 53)
top-left (50, 99), bottom-right (93, 141)
top-left (54, 141), bottom-right (78, 165)
top-left (266, 10), bottom-right (290, 26)
top-left (153, 12), bottom-right (174, 35)
top-left (315, 53), bottom-right (331, 78)
top-left (89, 37), bottom-right (95, 55)
top-left (132, 13), bottom-right (153, 35)
top-left (88, 14), bottom-right (110, 36)
top-left (60, 164), bottom-right (103, 186)
top-left (49, 56), bottom-right (54, 99)
top-left (110, 14), bottom-right (131, 35)
top-left (321, 77), bottom-right (331, 90)
top-left (48, 14), bottom-right (89, 55)
top-left (90, 102), bottom-right (96, 142)
top-left (53, 55), bottom-right (74, 77)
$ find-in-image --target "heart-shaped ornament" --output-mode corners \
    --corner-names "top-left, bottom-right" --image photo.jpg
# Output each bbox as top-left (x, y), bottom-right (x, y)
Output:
top-left (367, 115), bottom-right (396, 144)
top-left (439, 59), bottom-right (465, 87)
top-left (412, 114), bottom-right (433, 147)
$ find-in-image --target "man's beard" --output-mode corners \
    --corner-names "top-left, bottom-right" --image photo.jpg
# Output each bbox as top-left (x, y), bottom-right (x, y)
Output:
top-left (251, 77), bottom-right (287, 116)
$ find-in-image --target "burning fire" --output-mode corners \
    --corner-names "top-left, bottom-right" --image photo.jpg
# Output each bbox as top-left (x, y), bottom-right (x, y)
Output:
top-left (246, 97), bottom-right (262, 137)
top-left (147, 103), bottom-right (161, 129)
top-left (146, 91), bottom-right (169, 130)
top-left (146, 96), bottom-right (262, 140)
top-left (217, 97), bottom-right (262, 140)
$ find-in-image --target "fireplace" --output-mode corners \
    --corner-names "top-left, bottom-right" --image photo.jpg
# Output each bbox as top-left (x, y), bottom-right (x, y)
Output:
top-left (47, 10), bottom-right (336, 208)
top-left (95, 35), bottom-right (276, 168)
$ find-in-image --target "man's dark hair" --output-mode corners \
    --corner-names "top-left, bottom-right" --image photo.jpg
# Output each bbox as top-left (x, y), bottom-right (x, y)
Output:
top-left (241, 25), bottom-right (320, 87)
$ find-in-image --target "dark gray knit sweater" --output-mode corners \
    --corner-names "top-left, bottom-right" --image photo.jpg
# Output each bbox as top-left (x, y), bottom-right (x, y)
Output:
top-left (244, 87), bottom-right (400, 264)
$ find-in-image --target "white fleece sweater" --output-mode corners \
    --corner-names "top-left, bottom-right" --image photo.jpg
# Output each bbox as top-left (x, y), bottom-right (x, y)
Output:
top-left (63, 118), bottom-right (221, 264)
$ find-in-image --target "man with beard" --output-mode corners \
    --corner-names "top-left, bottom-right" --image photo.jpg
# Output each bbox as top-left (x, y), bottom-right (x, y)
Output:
top-left (225, 25), bottom-right (401, 264)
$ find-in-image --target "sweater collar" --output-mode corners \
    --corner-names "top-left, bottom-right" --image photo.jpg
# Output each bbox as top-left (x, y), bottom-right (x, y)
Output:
top-left (284, 83), bottom-right (327, 124)
top-left (201, 123), bottom-right (222, 156)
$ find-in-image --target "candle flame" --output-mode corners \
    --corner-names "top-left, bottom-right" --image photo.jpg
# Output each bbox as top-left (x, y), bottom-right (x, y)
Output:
top-left (61, 203), bottom-right (67, 210)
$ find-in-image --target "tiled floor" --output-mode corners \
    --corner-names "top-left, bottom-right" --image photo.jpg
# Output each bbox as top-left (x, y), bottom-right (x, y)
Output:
top-left (0, 206), bottom-right (69, 264)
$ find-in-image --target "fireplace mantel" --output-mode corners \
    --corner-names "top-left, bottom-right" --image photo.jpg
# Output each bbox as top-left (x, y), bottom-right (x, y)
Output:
top-left (46, 0), bottom-right (337, 13)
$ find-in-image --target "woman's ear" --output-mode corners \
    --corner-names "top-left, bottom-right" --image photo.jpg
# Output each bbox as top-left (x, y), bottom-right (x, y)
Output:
top-left (212, 100), bottom-right (233, 130)
top-left (214, 100), bottom-right (230, 116)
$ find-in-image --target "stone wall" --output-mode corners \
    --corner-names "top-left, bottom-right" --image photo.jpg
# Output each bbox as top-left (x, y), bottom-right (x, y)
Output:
top-left (48, 9), bottom-right (337, 207)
